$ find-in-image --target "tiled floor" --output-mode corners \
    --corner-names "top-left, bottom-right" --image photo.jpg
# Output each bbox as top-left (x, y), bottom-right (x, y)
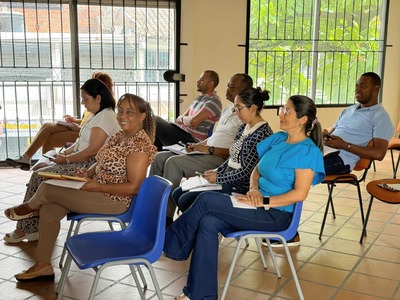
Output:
top-left (0, 151), bottom-right (399, 300)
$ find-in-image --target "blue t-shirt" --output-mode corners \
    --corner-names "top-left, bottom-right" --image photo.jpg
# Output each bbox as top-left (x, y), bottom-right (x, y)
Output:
top-left (256, 132), bottom-right (325, 213)
top-left (333, 103), bottom-right (394, 170)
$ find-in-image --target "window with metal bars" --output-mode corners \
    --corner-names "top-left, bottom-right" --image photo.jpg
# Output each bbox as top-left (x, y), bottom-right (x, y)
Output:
top-left (0, 0), bottom-right (177, 161)
top-left (247, 0), bottom-right (388, 106)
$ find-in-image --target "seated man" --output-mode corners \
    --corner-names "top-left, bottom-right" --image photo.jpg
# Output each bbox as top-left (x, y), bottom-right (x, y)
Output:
top-left (323, 72), bottom-right (394, 175)
top-left (271, 72), bottom-right (394, 249)
top-left (154, 70), bottom-right (222, 150)
top-left (149, 73), bottom-right (253, 226)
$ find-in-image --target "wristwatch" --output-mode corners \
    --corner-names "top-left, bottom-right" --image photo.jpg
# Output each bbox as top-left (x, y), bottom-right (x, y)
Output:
top-left (263, 196), bottom-right (270, 210)
top-left (208, 146), bottom-right (215, 155)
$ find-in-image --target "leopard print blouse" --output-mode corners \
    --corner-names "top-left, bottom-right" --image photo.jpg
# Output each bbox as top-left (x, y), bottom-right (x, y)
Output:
top-left (94, 129), bottom-right (157, 206)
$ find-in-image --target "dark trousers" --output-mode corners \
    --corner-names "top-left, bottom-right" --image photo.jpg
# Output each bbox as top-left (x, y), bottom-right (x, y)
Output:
top-left (154, 116), bottom-right (198, 150)
top-left (324, 154), bottom-right (351, 175)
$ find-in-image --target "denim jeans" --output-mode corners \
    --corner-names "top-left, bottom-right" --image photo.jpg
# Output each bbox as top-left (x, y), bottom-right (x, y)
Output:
top-left (164, 191), bottom-right (292, 300)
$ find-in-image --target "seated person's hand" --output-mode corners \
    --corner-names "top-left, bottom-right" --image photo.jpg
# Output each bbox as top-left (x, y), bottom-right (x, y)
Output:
top-left (74, 167), bottom-right (89, 178)
top-left (64, 114), bottom-right (79, 124)
top-left (203, 169), bottom-right (217, 183)
top-left (186, 143), bottom-right (209, 154)
top-left (322, 129), bottom-right (332, 140)
top-left (323, 134), bottom-right (347, 149)
top-left (236, 189), bottom-right (263, 207)
top-left (175, 115), bottom-right (184, 125)
top-left (50, 153), bottom-right (65, 164)
top-left (80, 178), bottom-right (101, 192)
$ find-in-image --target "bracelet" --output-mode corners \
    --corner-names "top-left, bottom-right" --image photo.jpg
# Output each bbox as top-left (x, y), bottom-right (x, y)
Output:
top-left (347, 143), bottom-right (351, 150)
top-left (65, 155), bottom-right (71, 164)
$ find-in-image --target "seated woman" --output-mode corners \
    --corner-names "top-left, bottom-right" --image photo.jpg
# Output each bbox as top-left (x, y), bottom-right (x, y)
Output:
top-left (5, 71), bottom-right (113, 171)
top-left (3, 77), bottom-right (120, 244)
top-left (4, 93), bottom-right (157, 282)
top-left (172, 87), bottom-right (273, 213)
top-left (163, 95), bottom-right (325, 300)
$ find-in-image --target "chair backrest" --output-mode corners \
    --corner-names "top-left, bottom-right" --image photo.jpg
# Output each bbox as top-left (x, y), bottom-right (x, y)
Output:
top-left (279, 201), bottom-right (303, 241)
top-left (125, 175), bottom-right (172, 262)
top-left (353, 139), bottom-right (374, 172)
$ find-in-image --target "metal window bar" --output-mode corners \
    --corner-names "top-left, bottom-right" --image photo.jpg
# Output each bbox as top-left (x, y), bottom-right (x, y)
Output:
top-left (247, 0), bottom-right (387, 106)
top-left (0, 0), bottom-right (177, 161)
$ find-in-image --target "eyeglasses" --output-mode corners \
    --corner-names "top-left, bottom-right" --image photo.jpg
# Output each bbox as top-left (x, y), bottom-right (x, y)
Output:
top-left (232, 105), bottom-right (249, 113)
top-left (117, 109), bottom-right (136, 117)
top-left (279, 106), bottom-right (294, 116)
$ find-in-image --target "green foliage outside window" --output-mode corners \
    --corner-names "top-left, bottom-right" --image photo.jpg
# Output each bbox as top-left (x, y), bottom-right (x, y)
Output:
top-left (248, 0), bottom-right (385, 105)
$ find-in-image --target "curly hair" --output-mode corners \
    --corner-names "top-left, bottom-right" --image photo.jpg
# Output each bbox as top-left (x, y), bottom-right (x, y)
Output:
top-left (117, 93), bottom-right (156, 142)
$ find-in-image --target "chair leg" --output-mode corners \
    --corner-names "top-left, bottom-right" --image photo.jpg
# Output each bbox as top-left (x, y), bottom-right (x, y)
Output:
top-left (221, 236), bottom-right (248, 300)
top-left (254, 238), bottom-right (268, 269)
top-left (59, 220), bottom-right (76, 269)
top-left (394, 151), bottom-right (400, 179)
top-left (145, 263), bottom-right (164, 300)
top-left (56, 253), bottom-right (73, 298)
top-left (258, 238), bottom-right (281, 278)
top-left (136, 266), bottom-right (148, 288)
top-left (280, 238), bottom-right (304, 300)
top-left (360, 196), bottom-right (375, 244)
top-left (128, 265), bottom-right (146, 300)
top-left (319, 185), bottom-right (334, 239)
top-left (356, 183), bottom-right (365, 227)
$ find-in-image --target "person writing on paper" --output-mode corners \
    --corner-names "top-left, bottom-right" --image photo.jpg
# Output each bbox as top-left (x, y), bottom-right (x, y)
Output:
top-left (3, 77), bottom-right (120, 244)
top-left (323, 72), bottom-right (393, 175)
top-left (164, 95), bottom-right (325, 300)
top-left (5, 71), bottom-right (112, 171)
top-left (172, 87), bottom-right (273, 213)
top-left (3, 93), bottom-right (157, 282)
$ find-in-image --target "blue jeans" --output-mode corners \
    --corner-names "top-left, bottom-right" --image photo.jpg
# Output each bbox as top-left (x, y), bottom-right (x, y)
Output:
top-left (163, 191), bottom-right (292, 300)
top-left (324, 154), bottom-right (350, 175)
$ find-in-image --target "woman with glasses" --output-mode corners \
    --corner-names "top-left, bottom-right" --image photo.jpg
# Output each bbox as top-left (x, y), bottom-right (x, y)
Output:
top-left (165, 95), bottom-right (325, 300)
top-left (171, 87), bottom-right (273, 213)
top-left (4, 94), bottom-right (157, 282)
top-left (3, 76), bottom-right (120, 244)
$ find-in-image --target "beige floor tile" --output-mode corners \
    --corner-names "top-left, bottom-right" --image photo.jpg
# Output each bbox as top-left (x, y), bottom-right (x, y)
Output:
top-left (343, 272), bottom-right (398, 298)
top-left (0, 151), bottom-right (399, 299)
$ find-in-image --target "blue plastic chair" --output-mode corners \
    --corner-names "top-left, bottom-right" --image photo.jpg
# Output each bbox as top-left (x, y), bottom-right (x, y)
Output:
top-left (56, 176), bottom-right (172, 300)
top-left (58, 195), bottom-right (138, 270)
top-left (220, 202), bottom-right (304, 300)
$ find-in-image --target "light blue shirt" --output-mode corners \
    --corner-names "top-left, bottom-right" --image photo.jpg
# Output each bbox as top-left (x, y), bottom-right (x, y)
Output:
top-left (332, 103), bottom-right (394, 170)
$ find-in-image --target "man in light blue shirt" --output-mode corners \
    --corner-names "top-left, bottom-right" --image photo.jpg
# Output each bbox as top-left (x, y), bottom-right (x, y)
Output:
top-left (323, 72), bottom-right (394, 175)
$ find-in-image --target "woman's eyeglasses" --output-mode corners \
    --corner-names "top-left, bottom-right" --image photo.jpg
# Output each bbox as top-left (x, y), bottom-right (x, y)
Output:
top-left (279, 106), bottom-right (294, 116)
top-left (232, 105), bottom-right (250, 113)
top-left (117, 109), bottom-right (136, 117)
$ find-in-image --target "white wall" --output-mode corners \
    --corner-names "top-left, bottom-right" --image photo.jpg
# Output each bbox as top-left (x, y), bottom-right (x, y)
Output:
top-left (181, 0), bottom-right (400, 133)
